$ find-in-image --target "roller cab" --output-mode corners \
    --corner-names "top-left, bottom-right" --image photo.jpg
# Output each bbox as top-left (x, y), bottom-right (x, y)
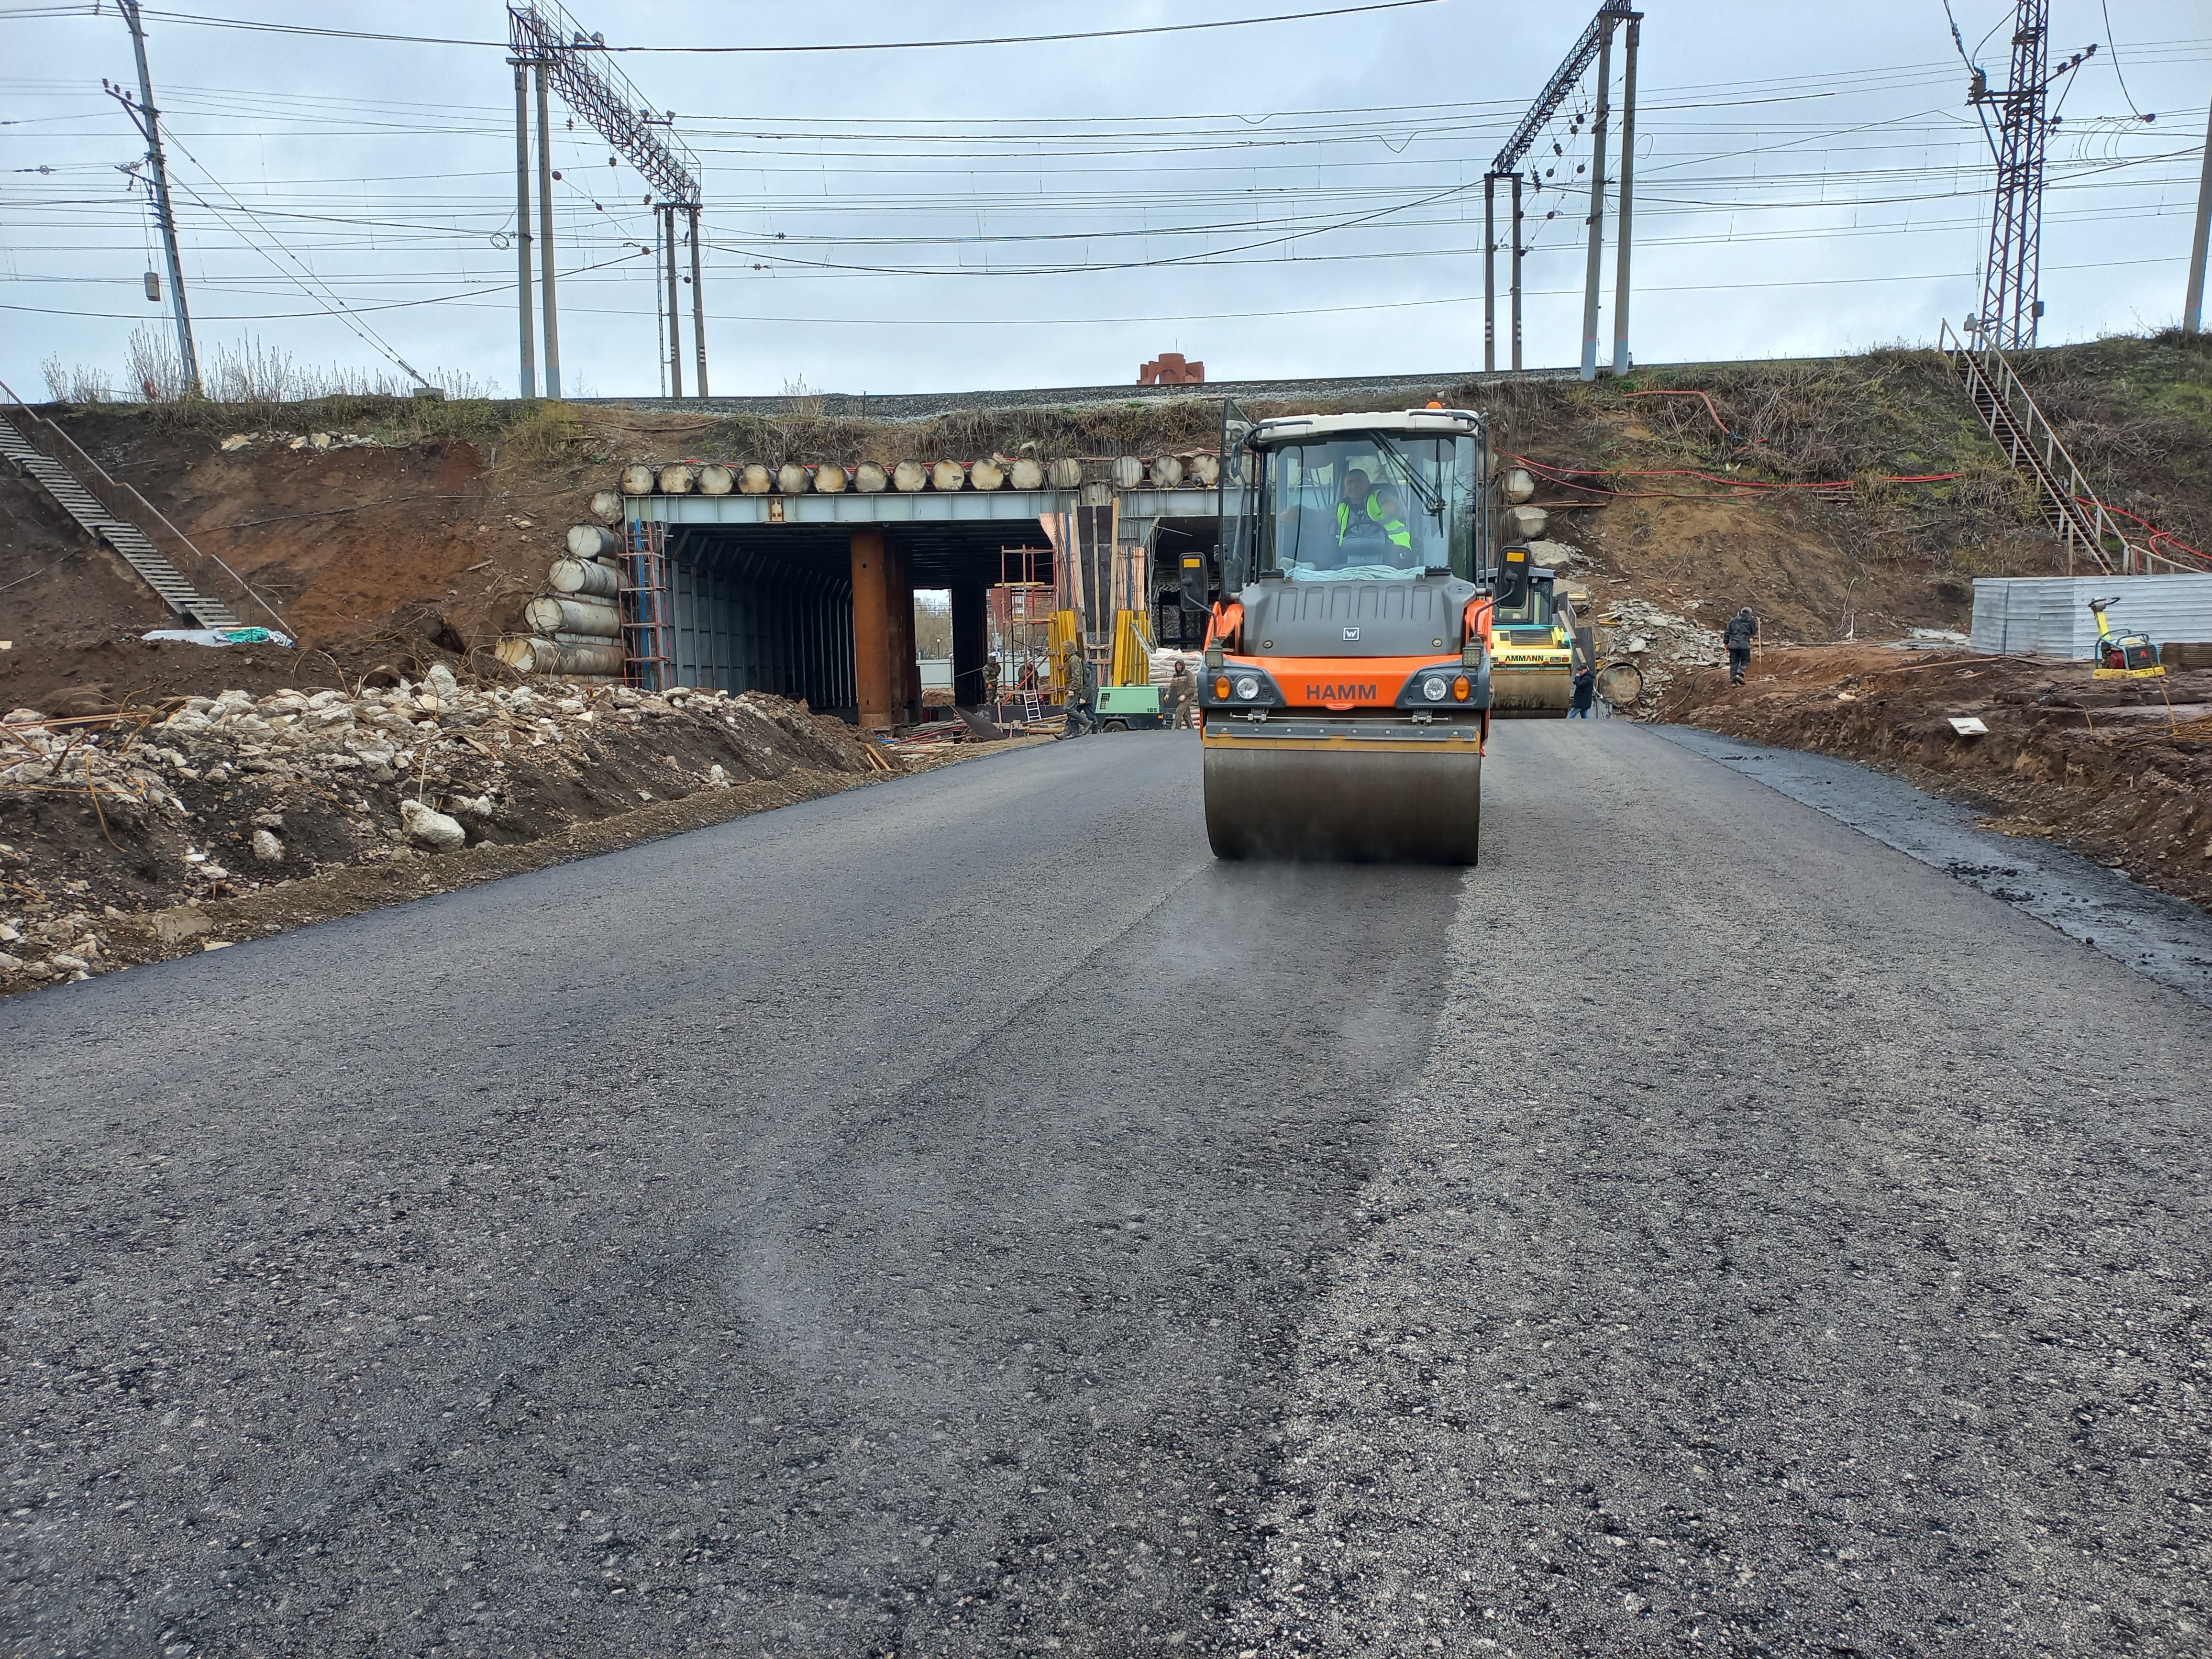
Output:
top-left (1195, 406), bottom-right (1494, 863)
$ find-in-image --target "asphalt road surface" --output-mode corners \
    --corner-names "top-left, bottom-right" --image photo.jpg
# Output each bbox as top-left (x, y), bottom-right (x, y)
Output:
top-left (3, 724), bottom-right (2206, 1658)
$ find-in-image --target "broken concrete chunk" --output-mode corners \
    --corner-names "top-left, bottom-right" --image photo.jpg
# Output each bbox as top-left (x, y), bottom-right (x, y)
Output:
top-left (252, 830), bottom-right (284, 864)
top-left (400, 799), bottom-right (467, 852)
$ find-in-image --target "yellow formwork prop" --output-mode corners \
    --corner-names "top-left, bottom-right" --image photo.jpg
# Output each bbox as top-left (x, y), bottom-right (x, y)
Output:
top-left (1110, 609), bottom-right (1154, 687)
top-left (1049, 608), bottom-right (1081, 695)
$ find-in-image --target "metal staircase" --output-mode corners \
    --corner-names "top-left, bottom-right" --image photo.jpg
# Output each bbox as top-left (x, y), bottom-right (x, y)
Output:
top-left (1939, 320), bottom-right (2204, 575)
top-left (0, 389), bottom-right (250, 629)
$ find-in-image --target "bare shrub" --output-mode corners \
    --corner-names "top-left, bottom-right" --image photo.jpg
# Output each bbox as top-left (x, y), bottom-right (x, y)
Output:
top-left (125, 326), bottom-right (190, 402)
top-left (38, 354), bottom-right (113, 404)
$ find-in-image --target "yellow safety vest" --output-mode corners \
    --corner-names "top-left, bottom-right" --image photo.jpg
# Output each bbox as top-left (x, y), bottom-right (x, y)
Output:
top-left (1335, 496), bottom-right (1386, 542)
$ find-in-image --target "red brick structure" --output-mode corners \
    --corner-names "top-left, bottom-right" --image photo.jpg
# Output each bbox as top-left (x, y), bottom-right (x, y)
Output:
top-left (1137, 353), bottom-right (1206, 386)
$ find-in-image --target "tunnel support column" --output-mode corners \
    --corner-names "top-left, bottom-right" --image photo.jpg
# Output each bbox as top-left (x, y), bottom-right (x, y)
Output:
top-left (885, 541), bottom-right (920, 726)
top-left (851, 529), bottom-right (894, 730)
top-left (951, 581), bottom-right (989, 708)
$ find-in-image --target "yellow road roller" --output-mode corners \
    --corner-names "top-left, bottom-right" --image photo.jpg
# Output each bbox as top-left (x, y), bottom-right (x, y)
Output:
top-left (1486, 552), bottom-right (1581, 718)
top-left (1188, 406), bottom-right (1497, 863)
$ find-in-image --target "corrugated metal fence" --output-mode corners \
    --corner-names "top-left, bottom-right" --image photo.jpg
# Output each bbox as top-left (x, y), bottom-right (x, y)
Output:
top-left (1970, 575), bottom-right (2212, 658)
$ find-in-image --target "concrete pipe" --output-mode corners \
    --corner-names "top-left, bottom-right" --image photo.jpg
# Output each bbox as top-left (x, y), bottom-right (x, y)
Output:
top-left (566, 523), bottom-right (621, 560)
top-left (854, 462), bottom-right (888, 493)
top-left (969, 458), bottom-right (1005, 491)
top-left (698, 463), bottom-right (735, 496)
top-left (1149, 453), bottom-right (1184, 488)
top-left (620, 464), bottom-right (654, 496)
top-left (1110, 455), bottom-right (1144, 490)
top-left (776, 462), bottom-right (811, 494)
top-left (815, 463), bottom-right (848, 494)
top-left (589, 488), bottom-right (624, 524)
top-left (495, 636), bottom-right (542, 672)
top-left (740, 464), bottom-right (774, 495)
top-left (535, 638), bottom-right (624, 676)
top-left (1009, 457), bottom-right (1045, 490)
top-left (658, 464), bottom-right (695, 495)
top-left (549, 557), bottom-right (621, 599)
top-left (931, 460), bottom-right (967, 492)
top-left (1190, 453), bottom-right (1221, 487)
top-left (1047, 456), bottom-right (1084, 489)
top-left (525, 596), bottom-right (621, 638)
top-left (1503, 468), bottom-right (1537, 505)
top-left (893, 461), bottom-right (927, 492)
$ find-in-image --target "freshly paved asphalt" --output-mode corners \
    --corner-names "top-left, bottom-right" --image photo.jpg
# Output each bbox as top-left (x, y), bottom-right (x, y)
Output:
top-left (3, 724), bottom-right (2206, 1658)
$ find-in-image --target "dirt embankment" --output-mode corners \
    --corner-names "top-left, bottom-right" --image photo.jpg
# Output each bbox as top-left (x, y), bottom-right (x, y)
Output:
top-left (1660, 645), bottom-right (2212, 910)
top-left (0, 675), bottom-right (896, 995)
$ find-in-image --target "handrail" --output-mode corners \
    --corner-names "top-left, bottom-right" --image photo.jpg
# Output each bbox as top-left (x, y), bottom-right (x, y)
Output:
top-left (0, 377), bottom-right (290, 630)
top-left (1934, 321), bottom-right (2202, 576)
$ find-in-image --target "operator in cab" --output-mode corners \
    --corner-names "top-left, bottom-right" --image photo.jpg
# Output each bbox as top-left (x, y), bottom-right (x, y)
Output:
top-left (1335, 468), bottom-right (1389, 549)
top-left (1371, 485), bottom-right (1416, 567)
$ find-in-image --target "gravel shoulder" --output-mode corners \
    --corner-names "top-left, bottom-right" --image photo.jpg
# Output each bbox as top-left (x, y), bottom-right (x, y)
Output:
top-left (1231, 720), bottom-right (2211, 1658)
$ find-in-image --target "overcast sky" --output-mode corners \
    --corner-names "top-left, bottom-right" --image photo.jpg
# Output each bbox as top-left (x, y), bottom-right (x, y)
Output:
top-left (3, 0), bottom-right (2208, 400)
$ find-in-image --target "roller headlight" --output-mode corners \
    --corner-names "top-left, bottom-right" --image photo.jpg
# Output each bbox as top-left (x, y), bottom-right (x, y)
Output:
top-left (1422, 676), bottom-right (1448, 702)
top-left (1234, 675), bottom-right (1261, 701)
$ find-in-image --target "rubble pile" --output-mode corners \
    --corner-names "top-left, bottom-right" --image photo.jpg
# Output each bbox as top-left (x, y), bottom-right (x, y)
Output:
top-left (0, 671), bottom-right (884, 991)
top-left (1590, 596), bottom-right (1728, 705)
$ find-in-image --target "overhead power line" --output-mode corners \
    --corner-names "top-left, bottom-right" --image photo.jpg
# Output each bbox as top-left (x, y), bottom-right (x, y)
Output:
top-left (49, 1), bottom-right (1449, 54)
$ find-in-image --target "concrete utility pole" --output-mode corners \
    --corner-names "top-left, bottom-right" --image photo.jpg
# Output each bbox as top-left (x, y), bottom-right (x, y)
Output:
top-left (117, 0), bottom-right (199, 395)
top-left (1483, 176), bottom-right (1497, 374)
top-left (1610, 16), bottom-right (1639, 376)
top-left (1510, 172), bottom-right (1524, 371)
top-left (689, 205), bottom-right (708, 397)
top-left (534, 63), bottom-right (562, 398)
top-left (662, 206), bottom-right (685, 398)
top-left (511, 60), bottom-right (537, 399)
top-left (2186, 96), bottom-right (2212, 332)
top-left (1578, 22), bottom-right (1614, 382)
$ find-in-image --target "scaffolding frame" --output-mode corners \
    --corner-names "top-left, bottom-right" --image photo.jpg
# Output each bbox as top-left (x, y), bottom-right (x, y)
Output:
top-left (622, 518), bottom-right (676, 690)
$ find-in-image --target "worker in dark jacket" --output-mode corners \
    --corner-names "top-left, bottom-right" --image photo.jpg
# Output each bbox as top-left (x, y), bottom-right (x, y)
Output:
top-left (1569, 660), bottom-right (1596, 718)
top-left (1724, 607), bottom-right (1759, 685)
top-left (1165, 659), bottom-right (1195, 728)
top-left (1062, 645), bottom-right (1095, 737)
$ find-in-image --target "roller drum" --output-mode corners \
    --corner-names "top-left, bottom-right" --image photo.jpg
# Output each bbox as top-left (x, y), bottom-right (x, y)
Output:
top-left (1202, 740), bottom-right (1480, 864)
top-left (1486, 667), bottom-right (1571, 718)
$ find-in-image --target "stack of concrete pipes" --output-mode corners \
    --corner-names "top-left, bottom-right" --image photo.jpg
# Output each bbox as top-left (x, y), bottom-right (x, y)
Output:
top-left (496, 506), bottom-right (630, 681)
top-left (616, 453), bottom-right (1222, 498)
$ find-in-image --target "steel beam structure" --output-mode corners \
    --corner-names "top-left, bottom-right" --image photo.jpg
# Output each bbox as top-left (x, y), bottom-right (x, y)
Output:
top-left (1972, 1), bottom-right (2052, 351)
top-left (508, 1), bottom-right (707, 394)
top-left (1482, 4), bottom-right (1640, 376)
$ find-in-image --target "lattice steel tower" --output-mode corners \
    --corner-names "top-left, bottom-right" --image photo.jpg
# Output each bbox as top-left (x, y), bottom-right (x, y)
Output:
top-left (1972, 1), bottom-right (2051, 351)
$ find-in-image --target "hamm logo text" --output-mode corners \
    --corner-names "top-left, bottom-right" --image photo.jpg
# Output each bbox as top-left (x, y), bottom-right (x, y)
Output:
top-left (1306, 682), bottom-right (1378, 701)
